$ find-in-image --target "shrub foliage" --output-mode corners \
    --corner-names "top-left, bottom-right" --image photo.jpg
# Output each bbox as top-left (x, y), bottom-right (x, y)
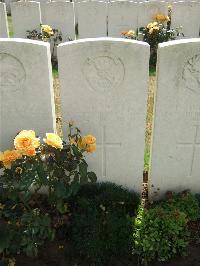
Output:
top-left (0, 123), bottom-right (97, 257)
top-left (71, 182), bottom-right (140, 264)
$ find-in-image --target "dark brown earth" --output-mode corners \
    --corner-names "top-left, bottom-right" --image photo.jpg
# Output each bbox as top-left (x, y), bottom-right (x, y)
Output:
top-left (14, 240), bottom-right (200, 266)
top-left (13, 215), bottom-right (200, 266)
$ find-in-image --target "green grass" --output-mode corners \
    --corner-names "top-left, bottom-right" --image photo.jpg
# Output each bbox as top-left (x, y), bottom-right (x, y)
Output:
top-left (52, 68), bottom-right (59, 79)
top-left (149, 66), bottom-right (156, 76)
top-left (7, 15), bottom-right (13, 37)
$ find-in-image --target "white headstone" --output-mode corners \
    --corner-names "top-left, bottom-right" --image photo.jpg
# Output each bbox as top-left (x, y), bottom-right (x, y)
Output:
top-left (11, 1), bottom-right (41, 38)
top-left (150, 39), bottom-right (200, 199)
top-left (0, 3), bottom-right (9, 38)
top-left (171, 1), bottom-right (200, 38)
top-left (4, 0), bottom-right (17, 15)
top-left (41, 1), bottom-right (75, 40)
top-left (138, 1), bottom-right (168, 28)
top-left (108, 1), bottom-right (138, 37)
top-left (0, 39), bottom-right (56, 150)
top-left (58, 38), bottom-right (150, 192)
top-left (77, 1), bottom-right (107, 38)
top-left (27, 0), bottom-right (49, 29)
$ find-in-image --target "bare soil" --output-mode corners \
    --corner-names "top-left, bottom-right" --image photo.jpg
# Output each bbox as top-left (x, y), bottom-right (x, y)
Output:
top-left (14, 219), bottom-right (200, 266)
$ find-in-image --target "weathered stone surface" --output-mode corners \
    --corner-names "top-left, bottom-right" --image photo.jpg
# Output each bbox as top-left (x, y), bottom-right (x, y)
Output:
top-left (138, 1), bottom-right (168, 28)
top-left (171, 1), bottom-right (200, 38)
top-left (4, 0), bottom-right (17, 15)
top-left (42, 1), bottom-right (75, 40)
top-left (0, 39), bottom-right (56, 150)
top-left (77, 1), bottom-right (107, 38)
top-left (150, 39), bottom-right (200, 199)
top-left (11, 1), bottom-right (41, 38)
top-left (108, 1), bottom-right (138, 37)
top-left (0, 3), bottom-right (9, 38)
top-left (58, 38), bottom-right (150, 192)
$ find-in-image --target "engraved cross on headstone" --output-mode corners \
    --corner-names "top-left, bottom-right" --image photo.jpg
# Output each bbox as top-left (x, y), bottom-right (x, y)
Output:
top-left (177, 125), bottom-right (200, 177)
top-left (97, 126), bottom-right (122, 178)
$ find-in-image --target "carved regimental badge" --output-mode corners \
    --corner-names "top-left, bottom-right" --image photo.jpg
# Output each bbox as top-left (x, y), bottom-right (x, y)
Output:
top-left (0, 53), bottom-right (26, 89)
top-left (182, 54), bottom-right (200, 95)
top-left (83, 55), bottom-right (125, 92)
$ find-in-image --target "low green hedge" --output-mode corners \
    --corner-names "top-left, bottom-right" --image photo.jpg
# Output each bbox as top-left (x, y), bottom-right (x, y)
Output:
top-left (70, 182), bottom-right (140, 264)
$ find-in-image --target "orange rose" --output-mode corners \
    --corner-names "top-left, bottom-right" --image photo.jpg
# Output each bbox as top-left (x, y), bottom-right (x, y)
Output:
top-left (153, 14), bottom-right (170, 22)
top-left (78, 135), bottom-right (96, 153)
top-left (0, 150), bottom-right (22, 168)
top-left (14, 130), bottom-right (40, 156)
top-left (121, 30), bottom-right (136, 38)
top-left (85, 143), bottom-right (96, 153)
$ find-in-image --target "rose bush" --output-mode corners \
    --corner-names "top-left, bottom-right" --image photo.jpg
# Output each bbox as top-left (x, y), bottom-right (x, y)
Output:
top-left (0, 123), bottom-right (97, 258)
top-left (121, 6), bottom-right (184, 67)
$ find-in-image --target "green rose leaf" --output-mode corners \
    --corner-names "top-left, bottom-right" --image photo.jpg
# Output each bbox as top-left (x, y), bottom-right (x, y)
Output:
top-left (87, 172), bottom-right (97, 183)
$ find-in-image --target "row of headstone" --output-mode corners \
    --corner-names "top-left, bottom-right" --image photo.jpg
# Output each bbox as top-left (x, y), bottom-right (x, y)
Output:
top-left (108, 0), bottom-right (168, 37)
top-left (1, 37), bottom-right (200, 198)
top-left (1, 0), bottom-right (199, 39)
top-left (78, 0), bottom-right (200, 38)
top-left (10, 1), bottom-right (76, 40)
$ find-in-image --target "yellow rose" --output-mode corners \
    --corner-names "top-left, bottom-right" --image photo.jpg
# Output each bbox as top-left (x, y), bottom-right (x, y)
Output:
top-left (14, 130), bottom-right (40, 156)
top-left (147, 21), bottom-right (159, 34)
top-left (147, 23), bottom-right (153, 29)
top-left (41, 24), bottom-right (54, 35)
top-left (78, 135), bottom-right (96, 153)
top-left (127, 30), bottom-right (136, 37)
top-left (152, 22), bottom-right (158, 26)
top-left (149, 26), bottom-right (159, 34)
top-left (0, 150), bottom-right (22, 168)
top-left (43, 133), bottom-right (63, 149)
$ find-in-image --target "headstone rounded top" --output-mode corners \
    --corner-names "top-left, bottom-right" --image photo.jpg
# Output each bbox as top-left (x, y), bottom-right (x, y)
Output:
top-left (58, 37), bottom-right (150, 48)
